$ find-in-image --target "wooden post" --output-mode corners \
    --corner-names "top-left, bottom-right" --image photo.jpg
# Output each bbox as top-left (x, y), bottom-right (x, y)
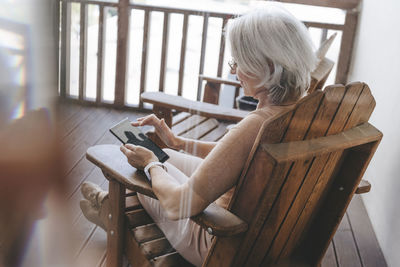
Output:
top-left (139, 10), bottom-right (150, 109)
top-left (96, 6), bottom-right (106, 103)
top-left (335, 9), bottom-right (359, 84)
top-left (78, 3), bottom-right (88, 101)
top-left (159, 12), bottom-right (170, 92)
top-left (114, 0), bottom-right (130, 106)
top-left (177, 13), bottom-right (189, 96)
top-left (107, 178), bottom-right (126, 267)
top-left (197, 13), bottom-right (209, 101)
top-left (60, 1), bottom-right (71, 98)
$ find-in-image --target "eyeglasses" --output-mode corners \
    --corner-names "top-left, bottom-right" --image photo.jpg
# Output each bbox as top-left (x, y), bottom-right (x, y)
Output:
top-left (228, 58), bottom-right (237, 72)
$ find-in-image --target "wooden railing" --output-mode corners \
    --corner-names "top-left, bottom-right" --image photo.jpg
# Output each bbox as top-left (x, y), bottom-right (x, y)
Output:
top-left (56, 0), bottom-right (361, 110)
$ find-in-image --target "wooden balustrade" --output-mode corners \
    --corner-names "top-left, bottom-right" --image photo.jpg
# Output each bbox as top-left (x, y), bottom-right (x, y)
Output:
top-left (57, 0), bottom-right (361, 110)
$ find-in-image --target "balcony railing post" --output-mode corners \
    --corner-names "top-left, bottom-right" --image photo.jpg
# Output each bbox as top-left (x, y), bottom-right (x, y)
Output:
top-left (335, 9), bottom-right (359, 84)
top-left (139, 10), bottom-right (150, 109)
top-left (60, 0), bottom-right (71, 98)
top-left (197, 13), bottom-right (209, 101)
top-left (96, 6), bottom-right (106, 103)
top-left (78, 3), bottom-right (88, 101)
top-left (114, 0), bottom-right (130, 106)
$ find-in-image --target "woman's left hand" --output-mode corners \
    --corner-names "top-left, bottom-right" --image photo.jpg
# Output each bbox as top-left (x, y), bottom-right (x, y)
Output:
top-left (120, 144), bottom-right (158, 170)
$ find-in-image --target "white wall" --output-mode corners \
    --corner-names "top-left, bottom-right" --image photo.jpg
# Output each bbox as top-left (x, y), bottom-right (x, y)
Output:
top-left (348, 0), bottom-right (400, 266)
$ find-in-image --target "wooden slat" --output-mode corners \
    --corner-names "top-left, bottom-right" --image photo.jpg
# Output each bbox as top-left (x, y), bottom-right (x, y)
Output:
top-left (172, 112), bottom-right (191, 126)
top-left (152, 252), bottom-right (193, 267)
top-left (171, 114), bottom-right (208, 136)
top-left (180, 118), bottom-right (219, 139)
top-left (79, 3), bottom-right (88, 101)
top-left (336, 11), bottom-right (358, 84)
top-left (132, 223), bottom-right (164, 244)
top-left (245, 91), bottom-right (325, 266)
top-left (199, 122), bottom-right (229, 142)
top-left (178, 13), bottom-right (189, 96)
top-left (96, 6), bottom-right (106, 103)
top-left (125, 194), bottom-right (142, 212)
top-left (197, 13), bottom-right (209, 101)
top-left (158, 12), bottom-right (170, 92)
top-left (126, 209), bottom-right (154, 228)
top-left (114, 0), bottom-right (130, 106)
top-left (139, 10), bottom-right (150, 108)
top-left (141, 238), bottom-right (175, 259)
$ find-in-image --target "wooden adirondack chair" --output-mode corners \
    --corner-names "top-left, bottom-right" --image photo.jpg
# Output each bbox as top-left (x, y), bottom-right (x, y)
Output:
top-left (86, 81), bottom-right (381, 266)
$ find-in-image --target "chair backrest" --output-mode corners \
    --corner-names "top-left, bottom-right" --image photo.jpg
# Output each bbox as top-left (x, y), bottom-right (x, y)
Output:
top-left (203, 82), bottom-right (382, 266)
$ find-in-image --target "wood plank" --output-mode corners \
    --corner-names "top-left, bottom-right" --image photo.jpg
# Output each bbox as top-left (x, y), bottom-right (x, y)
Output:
top-left (75, 226), bottom-right (107, 266)
top-left (199, 122), bottom-right (229, 142)
top-left (180, 118), bottom-right (219, 139)
top-left (347, 195), bottom-right (387, 267)
top-left (132, 223), bottom-right (164, 244)
top-left (171, 114), bottom-right (208, 136)
top-left (141, 237), bottom-right (175, 259)
top-left (126, 209), bottom-right (153, 228)
top-left (142, 92), bottom-right (248, 122)
top-left (333, 214), bottom-right (362, 267)
top-left (172, 112), bottom-right (191, 126)
top-left (321, 242), bottom-right (338, 267)
top-left (276, 0), bottom-right (360, 9)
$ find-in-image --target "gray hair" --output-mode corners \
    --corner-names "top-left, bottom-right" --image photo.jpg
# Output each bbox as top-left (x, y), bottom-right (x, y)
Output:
top-left (228, 4), bottom-right (317, 104)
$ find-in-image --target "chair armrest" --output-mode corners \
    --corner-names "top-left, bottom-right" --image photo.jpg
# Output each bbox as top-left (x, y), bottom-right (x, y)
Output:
top-left (200, 74), bottom-right (241, 87)
top-left (262, 123), bottom-right (382, 163)
top-left (141, 92), bottom-right (248, 122)
top-left (86, 144), bottom-right (248, 236)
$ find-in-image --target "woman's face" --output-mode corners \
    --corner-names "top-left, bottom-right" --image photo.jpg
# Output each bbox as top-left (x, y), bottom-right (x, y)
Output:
top-left (232, 65), bottom-right (262, 97)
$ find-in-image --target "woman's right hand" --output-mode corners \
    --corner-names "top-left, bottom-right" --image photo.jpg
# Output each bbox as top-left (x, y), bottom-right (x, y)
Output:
top-left (131, 114), bottom-right (181, 149)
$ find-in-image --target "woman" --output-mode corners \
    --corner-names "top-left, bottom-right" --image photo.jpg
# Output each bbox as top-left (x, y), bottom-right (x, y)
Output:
top-left (80, 4), bottom-right (317, 266)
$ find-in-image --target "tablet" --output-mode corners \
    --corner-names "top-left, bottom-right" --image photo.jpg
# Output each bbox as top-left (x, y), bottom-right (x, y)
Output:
top-left (109, 118), bottom-right (169, 163)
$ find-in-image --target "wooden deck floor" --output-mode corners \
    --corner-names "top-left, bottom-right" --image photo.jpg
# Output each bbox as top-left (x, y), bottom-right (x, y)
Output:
top-left (23, 102), bottom-right (387, 267)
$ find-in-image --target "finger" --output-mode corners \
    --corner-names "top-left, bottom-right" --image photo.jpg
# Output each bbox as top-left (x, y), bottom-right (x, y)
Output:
top-left (120, 145), bottom-right (129, 156)
top-left (131, 121), bottom-right (140, 126)
top-left (124, 143), bottom-right (137, 151)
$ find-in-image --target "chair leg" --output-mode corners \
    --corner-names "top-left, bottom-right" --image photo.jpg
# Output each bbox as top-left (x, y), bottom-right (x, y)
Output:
top-left (106, 179), bottom-right (126, 267)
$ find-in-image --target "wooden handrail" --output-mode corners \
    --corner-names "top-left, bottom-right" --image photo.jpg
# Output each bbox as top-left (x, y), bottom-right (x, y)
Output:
top-left (58, 0), bottom-right (359, 108)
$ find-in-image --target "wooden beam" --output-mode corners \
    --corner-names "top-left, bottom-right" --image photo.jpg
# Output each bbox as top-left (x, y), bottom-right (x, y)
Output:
top-left (276, 0), bottom-right (360, 10)
top-left (114, 0), bottom-right (130, 106)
